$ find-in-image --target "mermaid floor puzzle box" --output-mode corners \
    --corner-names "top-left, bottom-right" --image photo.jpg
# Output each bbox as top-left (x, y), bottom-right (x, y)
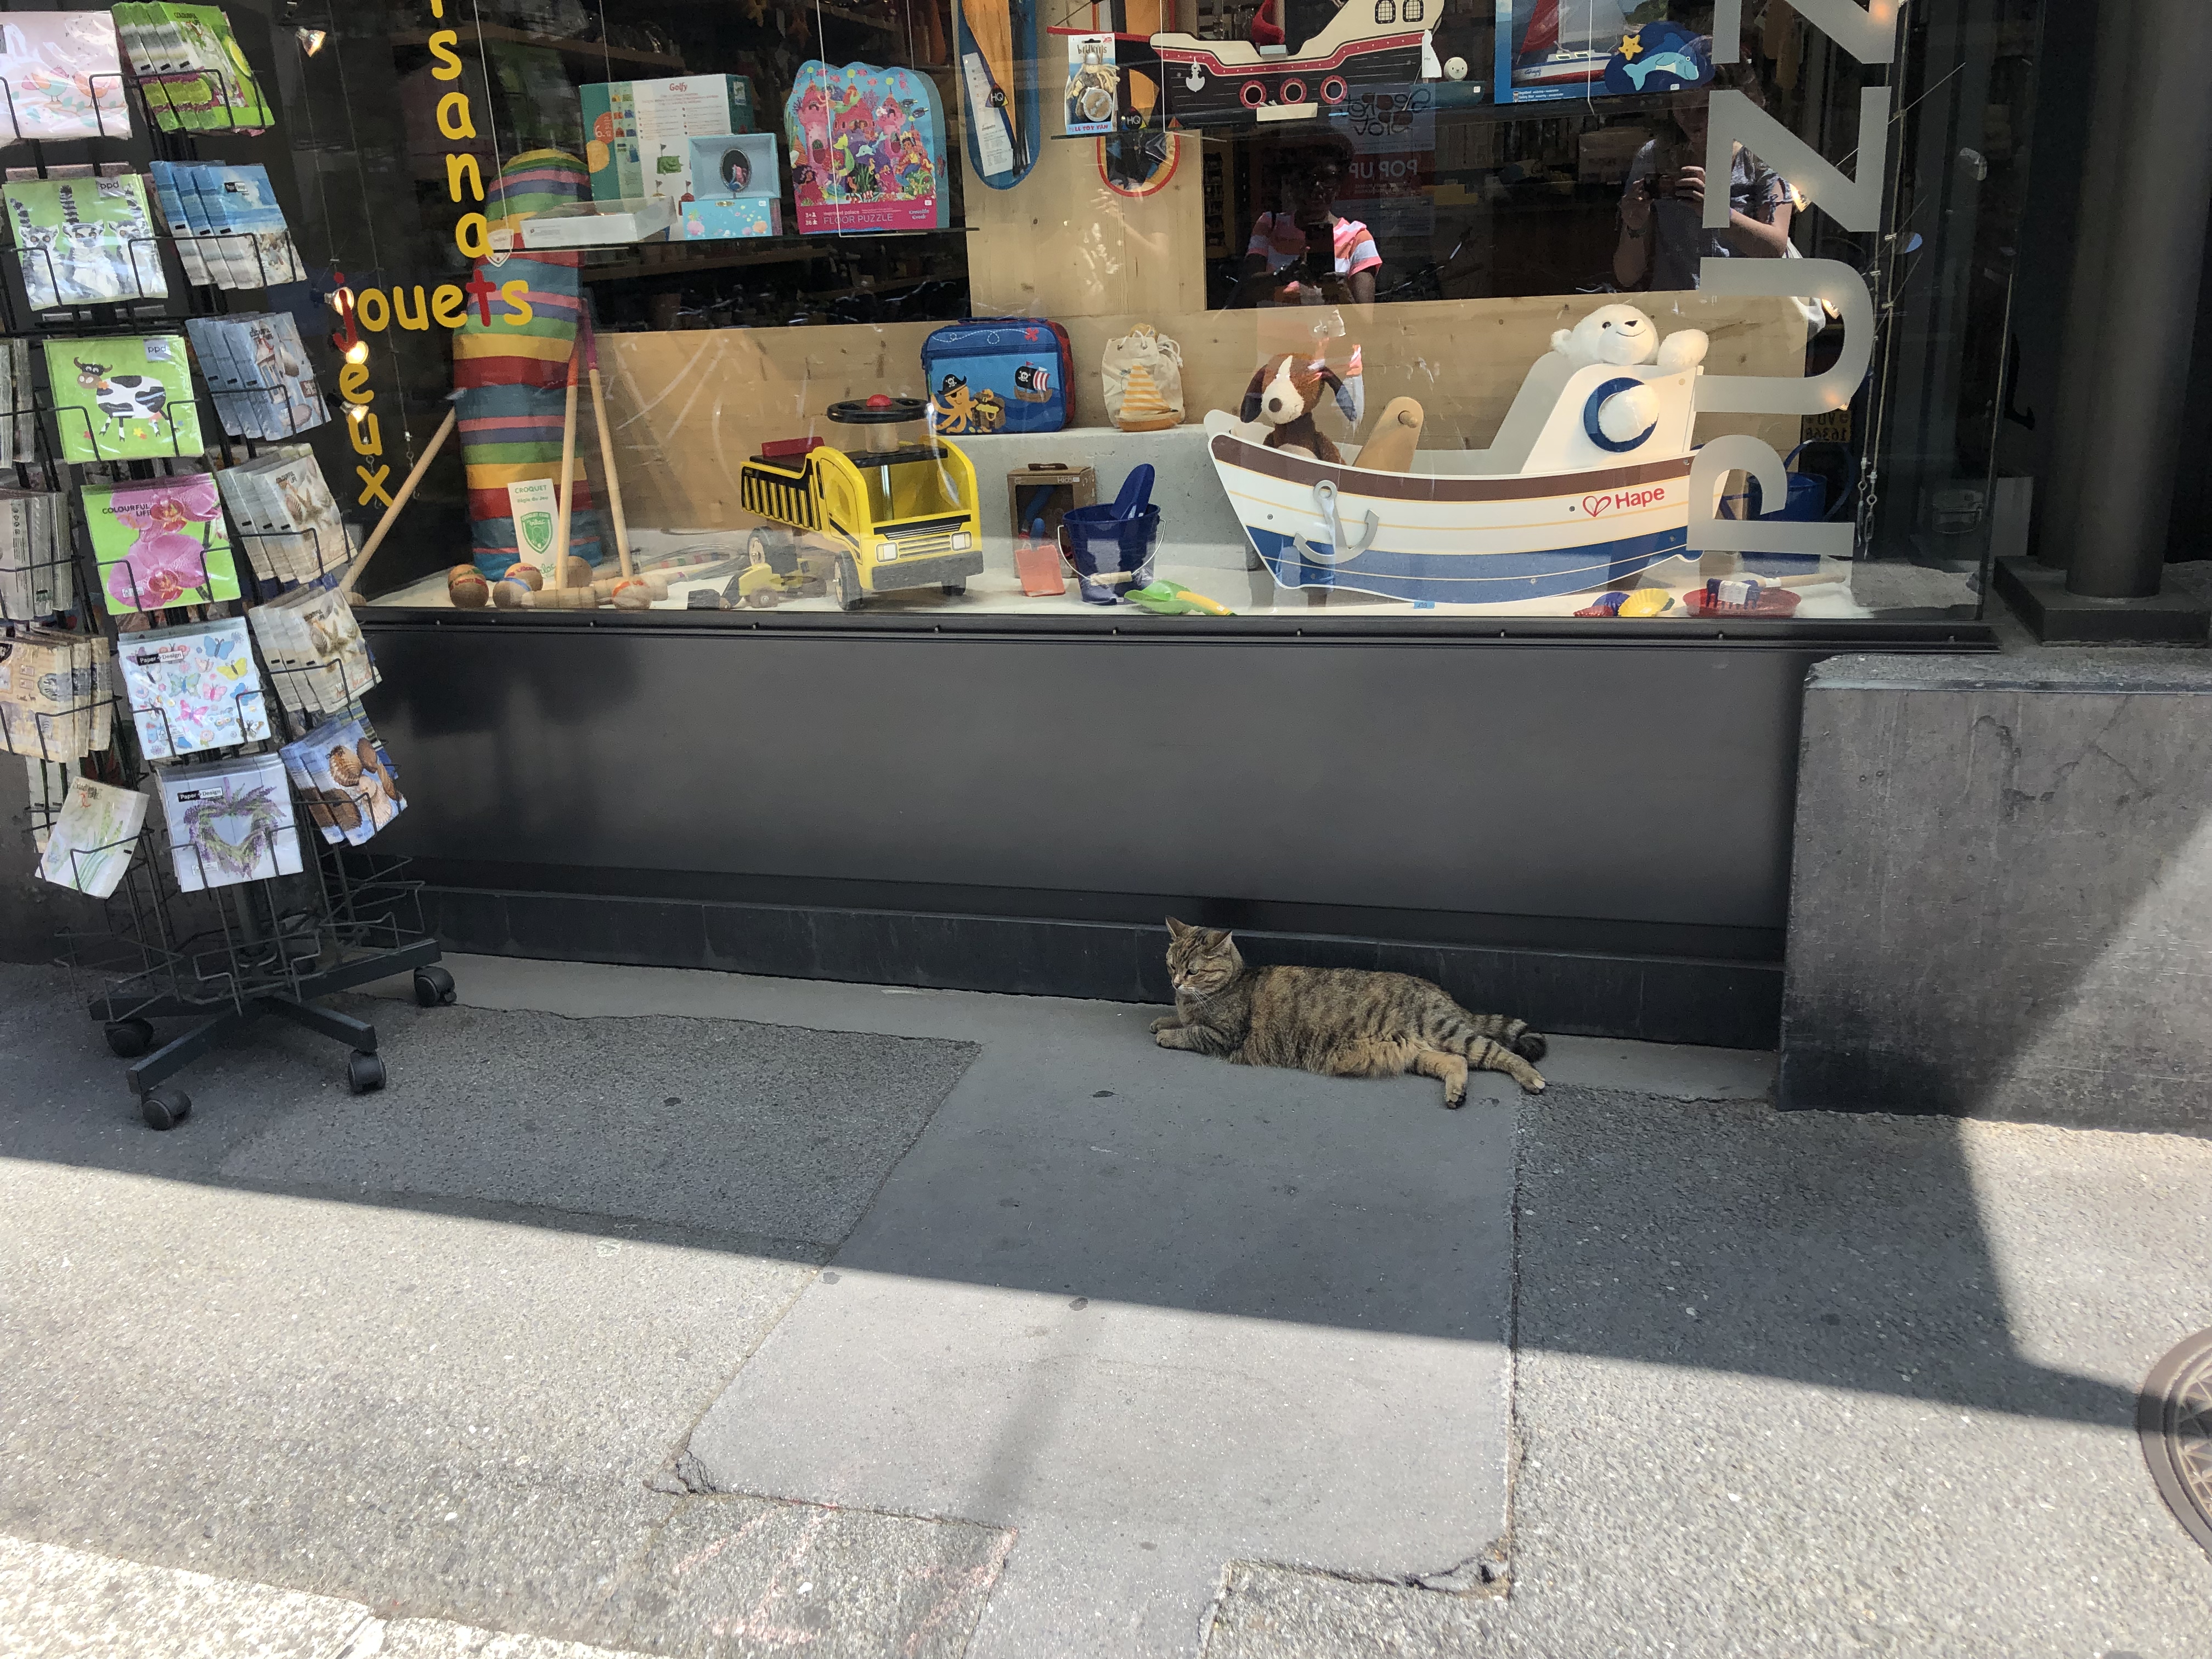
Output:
top-left (783, 61), bottom-right (946, 236)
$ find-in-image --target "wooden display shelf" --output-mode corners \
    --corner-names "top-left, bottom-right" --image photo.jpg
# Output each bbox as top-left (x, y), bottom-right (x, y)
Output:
top-left (390, 25), bottom-right (685, 72)
top-left (810, 2), bottom-right (904, 36)
top-left (578, 227), bottom-right (974, 283)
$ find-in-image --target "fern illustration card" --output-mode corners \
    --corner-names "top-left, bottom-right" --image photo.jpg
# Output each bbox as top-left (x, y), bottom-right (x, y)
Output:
top-left (44, 334), bottom-right (201, 461)
top-left (157, 752), bottom-right (300, 891)
top-left (83, 472), bottom-right (240, 614)
top-left (0, 12), bottom-right (129, 142)
top-left (35, 774), bottom-right (148, 897)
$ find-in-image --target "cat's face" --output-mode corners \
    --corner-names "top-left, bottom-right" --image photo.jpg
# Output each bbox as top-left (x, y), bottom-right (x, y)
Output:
top-left (1165, 917), bottom-right (1242, 997)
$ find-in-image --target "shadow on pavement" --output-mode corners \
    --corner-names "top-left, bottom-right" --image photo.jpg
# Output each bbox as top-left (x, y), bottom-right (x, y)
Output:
top-left (0, 958), bottom-right (2145, 1430)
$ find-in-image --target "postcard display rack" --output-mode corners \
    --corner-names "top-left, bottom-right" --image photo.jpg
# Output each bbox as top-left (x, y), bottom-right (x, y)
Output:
top-left (0, 29), bottom-right (449, 1131)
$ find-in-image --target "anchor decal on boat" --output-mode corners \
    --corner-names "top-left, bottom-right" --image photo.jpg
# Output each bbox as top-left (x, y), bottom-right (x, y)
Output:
top-left (1292, 479), bottom-right (1378, 564)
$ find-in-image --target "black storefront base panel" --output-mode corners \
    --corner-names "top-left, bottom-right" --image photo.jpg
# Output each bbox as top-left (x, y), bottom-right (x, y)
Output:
top-left (362, 610), bottom-right (1992, 1057)
top-left (416, 881), bottom-right (1785, 1052)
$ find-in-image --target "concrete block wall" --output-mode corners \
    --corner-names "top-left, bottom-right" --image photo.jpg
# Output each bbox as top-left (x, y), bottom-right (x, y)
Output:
top-left (1782, 655), bottom-right (2212, 1132)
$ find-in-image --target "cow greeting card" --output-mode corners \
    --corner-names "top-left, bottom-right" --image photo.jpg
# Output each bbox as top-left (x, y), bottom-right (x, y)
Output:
top-left (44, 334), bottom-right (201, 461)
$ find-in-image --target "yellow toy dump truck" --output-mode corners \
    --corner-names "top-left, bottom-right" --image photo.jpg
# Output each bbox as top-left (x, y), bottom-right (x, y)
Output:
top-left (735, 394), bottom-right (983, 611)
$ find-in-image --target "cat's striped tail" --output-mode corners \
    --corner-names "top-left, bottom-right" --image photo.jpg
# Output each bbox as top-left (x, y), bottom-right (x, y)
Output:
top-left (1452, 1007), bottom-right (1548, 1063)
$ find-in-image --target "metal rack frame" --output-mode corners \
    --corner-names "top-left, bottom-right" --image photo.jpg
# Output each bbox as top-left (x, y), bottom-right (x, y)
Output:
top-left (4, 57), bottom-right (449, 1130)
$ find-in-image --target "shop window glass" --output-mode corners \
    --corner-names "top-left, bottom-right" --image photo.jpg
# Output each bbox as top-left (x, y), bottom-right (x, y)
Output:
top-left (299, 0), bottom-right (2042, 625)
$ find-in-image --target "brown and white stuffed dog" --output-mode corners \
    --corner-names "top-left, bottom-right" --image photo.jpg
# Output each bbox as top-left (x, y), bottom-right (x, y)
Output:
top-left (1240, 353), bottom-right (1360, 464)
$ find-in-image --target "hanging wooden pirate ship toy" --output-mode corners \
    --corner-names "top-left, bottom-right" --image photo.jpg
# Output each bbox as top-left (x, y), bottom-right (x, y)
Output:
top-left (1148, 0), bottom-right (1441, 129)
top-left (1045, 0), bottom-right (1437, 133)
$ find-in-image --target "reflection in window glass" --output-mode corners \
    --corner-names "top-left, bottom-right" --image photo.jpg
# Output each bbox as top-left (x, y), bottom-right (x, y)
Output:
top-left (339, 0), bottom-right (2040, 627)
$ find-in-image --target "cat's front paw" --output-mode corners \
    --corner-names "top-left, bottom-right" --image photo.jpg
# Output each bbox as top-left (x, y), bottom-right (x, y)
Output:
top-left (1150, 1014), bottom-right (1182, 1033)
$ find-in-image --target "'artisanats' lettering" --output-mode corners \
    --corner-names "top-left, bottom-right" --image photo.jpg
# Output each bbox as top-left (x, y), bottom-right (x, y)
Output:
top-left (416, 9), bottom-right (526, 327)
top-left (445, 154), bottom-right (483, 204)
top-left (436, 92), bottom-right (476, 140)
top-left (427, 29), bottom-right (464, 80)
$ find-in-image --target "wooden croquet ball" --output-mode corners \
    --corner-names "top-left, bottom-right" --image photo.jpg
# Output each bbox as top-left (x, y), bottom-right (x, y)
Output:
top-left (505, 562), bottom-right (544, 591)
top-left (447, 566), bottom-right (490, 608)
top-left (491, 579), bottom-right (532, 608)
top-left (561, 556), bottom-right (593, 589)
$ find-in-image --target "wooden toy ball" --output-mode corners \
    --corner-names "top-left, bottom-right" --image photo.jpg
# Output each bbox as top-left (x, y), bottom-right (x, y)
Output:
top-left (491, 577), bottom-right (533, 608)
top-left (447, 565), bottom-right (489, 608)
top-left (561, 555), bottom-right (593, 588)
top-left (610, 578), bottom-right (657, 610)
top-left (505, 562), bottom-right (544, 591)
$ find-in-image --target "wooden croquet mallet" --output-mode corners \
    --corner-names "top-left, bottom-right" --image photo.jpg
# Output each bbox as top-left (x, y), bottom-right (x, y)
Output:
top-left (582, 314), bottom-right (634, 578)
top-left (340, 405), bottom-right (458, 600)
top-left (549, 346), bottom-right (582, 590)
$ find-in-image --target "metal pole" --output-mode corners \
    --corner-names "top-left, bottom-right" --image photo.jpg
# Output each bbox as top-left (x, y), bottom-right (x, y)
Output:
top-left (2037, 0), bottom-right (2138, 569)
top-left (2061, 0), bottom-right (2212, 597)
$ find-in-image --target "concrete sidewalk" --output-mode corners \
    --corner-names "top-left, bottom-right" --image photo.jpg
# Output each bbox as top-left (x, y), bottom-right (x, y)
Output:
top-left (2, 953), bottom-right (2207, 1657)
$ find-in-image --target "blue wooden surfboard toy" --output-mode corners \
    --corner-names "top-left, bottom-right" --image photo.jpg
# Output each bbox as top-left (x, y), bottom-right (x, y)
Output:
top-left (955, 0), bottom-right (1040, 190)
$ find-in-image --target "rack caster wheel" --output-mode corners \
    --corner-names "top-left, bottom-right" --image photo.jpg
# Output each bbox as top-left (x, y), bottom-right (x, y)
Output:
top-left (140, 1087), bottom-right (190, 1131)
top-left (348, 1052), bottom-right (387, 1094)
top-left (105, 1018), bottom-right (155, 1058)
top-left (413, 966), bottom-right (456, 1007)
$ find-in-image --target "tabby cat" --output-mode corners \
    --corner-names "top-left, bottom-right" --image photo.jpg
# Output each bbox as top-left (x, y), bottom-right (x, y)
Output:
top-left (1152, 918), bottom-right (1547, 1104)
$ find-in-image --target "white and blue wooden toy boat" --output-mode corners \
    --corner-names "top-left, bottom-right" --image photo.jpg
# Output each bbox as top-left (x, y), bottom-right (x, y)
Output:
top-left (1206, 320), bottom-right (1707, 605)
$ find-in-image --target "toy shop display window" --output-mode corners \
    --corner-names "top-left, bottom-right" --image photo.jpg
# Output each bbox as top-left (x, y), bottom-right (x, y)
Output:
top-left (343, 0), bottom-right (2040, 625)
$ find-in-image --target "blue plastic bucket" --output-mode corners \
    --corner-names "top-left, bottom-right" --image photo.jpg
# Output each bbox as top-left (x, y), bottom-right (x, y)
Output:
top-left (1058, 504), bottom-right (1160, 603)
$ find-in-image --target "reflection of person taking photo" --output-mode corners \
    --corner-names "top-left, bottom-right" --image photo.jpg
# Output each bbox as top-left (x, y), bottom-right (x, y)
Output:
top-left (1612, 49), bottom-right (1793, 291)
top-left (1229, 136), bottom-right (1381, 308)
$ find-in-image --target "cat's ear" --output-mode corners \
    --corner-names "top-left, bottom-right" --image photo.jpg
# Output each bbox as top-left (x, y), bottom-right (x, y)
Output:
top-left (1205, 929), bottom-right (1235, 951)
top-left (1165, 916), bottom-right (1193, 940)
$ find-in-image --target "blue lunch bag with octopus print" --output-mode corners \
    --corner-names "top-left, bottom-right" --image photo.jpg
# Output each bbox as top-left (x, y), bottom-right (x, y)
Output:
top-left (922, 318), bottom-right (1073, 436)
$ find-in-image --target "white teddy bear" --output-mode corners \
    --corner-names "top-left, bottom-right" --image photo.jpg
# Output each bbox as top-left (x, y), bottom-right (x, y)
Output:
top-left (1548, 304), bottom-right (1709, 444)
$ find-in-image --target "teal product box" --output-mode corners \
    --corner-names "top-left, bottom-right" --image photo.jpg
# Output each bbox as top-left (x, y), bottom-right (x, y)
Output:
top-left (580, 81), bottom-right (642, 202)
top-left (687, 133), bottom-right (780, 201)
top-left (680, 197), bottom-right (782, 240)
